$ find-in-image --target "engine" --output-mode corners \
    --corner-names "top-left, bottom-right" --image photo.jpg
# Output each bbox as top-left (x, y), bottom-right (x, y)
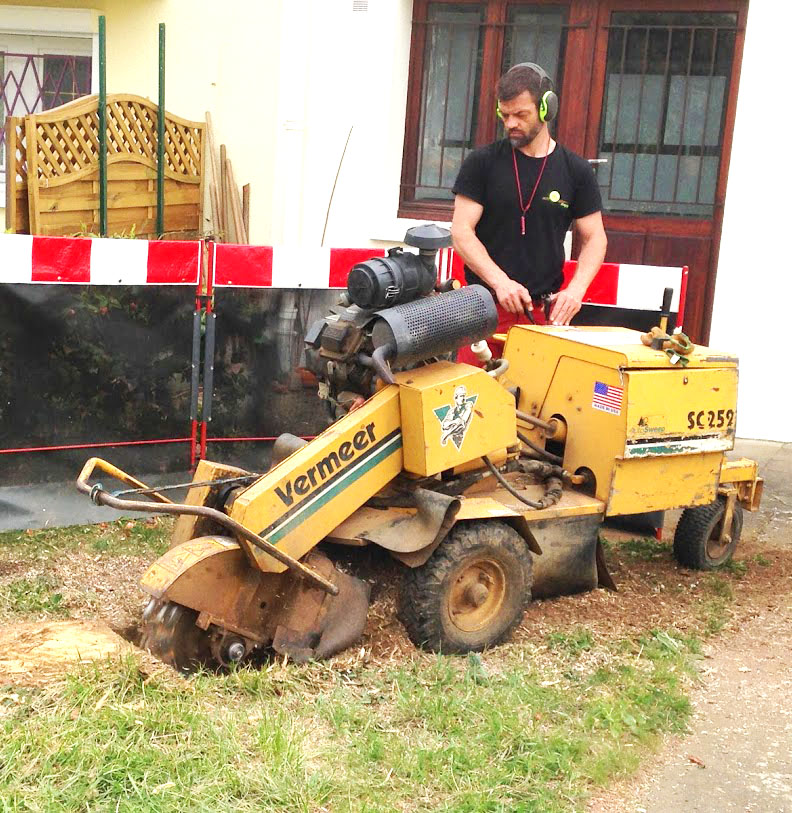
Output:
top-left (304, 225), bottom-right (497, 417)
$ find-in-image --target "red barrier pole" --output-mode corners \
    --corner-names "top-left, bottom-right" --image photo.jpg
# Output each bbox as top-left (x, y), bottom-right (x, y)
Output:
top-left (200, 241), bottom-right (216, 461)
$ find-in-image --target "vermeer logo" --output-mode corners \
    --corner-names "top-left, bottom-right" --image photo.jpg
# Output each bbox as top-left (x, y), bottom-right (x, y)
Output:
top-left (274, 422), bottom-right (376, 507)
top-left (544, 190), bottom-right (569, 208)
top-left (433, 386), bottom-right (477, 450)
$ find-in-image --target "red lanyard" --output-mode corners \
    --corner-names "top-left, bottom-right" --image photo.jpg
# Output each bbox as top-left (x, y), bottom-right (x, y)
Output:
top-left (512, 145), bottom-right (550, 235)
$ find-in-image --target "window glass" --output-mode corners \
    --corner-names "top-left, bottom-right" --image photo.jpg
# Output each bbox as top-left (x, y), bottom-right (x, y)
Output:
top-left (596, 11), bottom-right (737, 217)
top-left (503, 5), bottom-right (566, 137)
top-left (415, 4), bottom-right (484, 201)
top-left (0, 35), bottom-right (92, 192)
top-left (410, 2), bottom-right (568, 206)
top-left (42, 55), bottom-right (92, 110)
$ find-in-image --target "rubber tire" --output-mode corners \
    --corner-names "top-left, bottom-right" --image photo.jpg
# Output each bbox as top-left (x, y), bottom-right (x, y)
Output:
top-left (673, 497), bottom-right (744, 570)
top-left (140, 598), bottom-right (214, 673)
top-left (399, 520), bottom-right (532, 654)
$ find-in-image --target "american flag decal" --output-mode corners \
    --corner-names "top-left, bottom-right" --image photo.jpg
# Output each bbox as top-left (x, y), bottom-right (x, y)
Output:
top-left (592, 381), bottom-right (623, 415)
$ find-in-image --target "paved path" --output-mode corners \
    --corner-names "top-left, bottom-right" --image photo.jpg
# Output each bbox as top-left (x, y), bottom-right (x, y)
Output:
top-left (591, 439), bottom-right (792, 813)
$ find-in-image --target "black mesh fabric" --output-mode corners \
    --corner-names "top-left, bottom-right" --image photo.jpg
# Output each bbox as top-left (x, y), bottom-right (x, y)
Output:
top-left (0, 284), bottom-right (195, 485)
top-left (206, 289), bottom-right (335, 449)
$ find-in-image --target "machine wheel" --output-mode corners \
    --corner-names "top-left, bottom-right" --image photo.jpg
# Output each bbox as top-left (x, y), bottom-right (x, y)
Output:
top-left (673, 497), bottom-right (744, 570)
top-left (140, 598), bottom-right (214, 673)
top-left (399, 520), bottom-right (532, 654)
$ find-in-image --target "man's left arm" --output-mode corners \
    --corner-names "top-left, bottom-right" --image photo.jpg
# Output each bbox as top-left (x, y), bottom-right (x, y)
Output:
top-left (548, 211), bottom-right (607, 325)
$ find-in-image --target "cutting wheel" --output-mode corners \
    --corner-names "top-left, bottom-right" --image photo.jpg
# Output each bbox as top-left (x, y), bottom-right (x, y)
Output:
top-left (140, 598), bottom-right (214, 673)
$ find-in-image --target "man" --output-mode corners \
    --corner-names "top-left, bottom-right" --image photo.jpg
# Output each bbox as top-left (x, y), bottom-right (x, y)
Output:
top-left (451, 62), bottom-right (607, 346)
top-left (440, 385), bottom-right (473, 449)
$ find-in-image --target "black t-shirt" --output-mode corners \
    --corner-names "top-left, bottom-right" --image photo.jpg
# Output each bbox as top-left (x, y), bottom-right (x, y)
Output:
top-left (452, 139), bottom-right (602, 296)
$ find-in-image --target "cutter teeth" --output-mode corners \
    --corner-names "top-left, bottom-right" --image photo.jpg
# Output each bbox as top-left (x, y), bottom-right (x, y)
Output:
top-left (140, 599), bottom-right (214, 673)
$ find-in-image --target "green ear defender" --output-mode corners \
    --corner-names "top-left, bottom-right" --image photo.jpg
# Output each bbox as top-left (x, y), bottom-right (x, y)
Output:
top-left (498, 62), bottom-right (559, 123)
top-left (538, 89), bottom-right (558, 123)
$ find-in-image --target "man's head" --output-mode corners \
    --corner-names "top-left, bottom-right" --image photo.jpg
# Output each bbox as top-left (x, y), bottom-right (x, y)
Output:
top-left (453, 385), bottom-right (467, 405)
top-left (496, 63), bottom-right (557, 149)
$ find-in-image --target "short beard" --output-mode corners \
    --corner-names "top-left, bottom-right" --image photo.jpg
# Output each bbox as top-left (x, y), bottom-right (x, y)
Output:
top-left (508, 124), bottom-right (543, 149)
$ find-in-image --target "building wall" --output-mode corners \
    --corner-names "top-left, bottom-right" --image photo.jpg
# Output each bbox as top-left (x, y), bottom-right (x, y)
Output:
top-left (270, 0), bottom-right (418, 249)
top-left (3, 0), bottom-right (786, 441)
top-left (709, 1), bottom-right (790, 441)
top-left (1, 0), bottom-right (282, 242)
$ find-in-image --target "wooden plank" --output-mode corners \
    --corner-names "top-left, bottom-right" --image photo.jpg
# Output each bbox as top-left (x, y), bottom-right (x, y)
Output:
top-left (38, 176), bottom-right (198, 198)
top-left (25, 116), bottom-right (42, 235)
top-left (197, 125), bottom-right (205, 233)
top-left (209, 180), bottom-right (221, 240)
top-left (38, 212), bottom-right (201, 238)
top-left (39, 184), bottom-right (199, 213)
top-left (205, 112), bottom-right (222, 236)
top-left (15, 188), bottom-right (29, 233)
top-left (220, 144), bottom-right (227, 241)
top-left (30, 158), bottom-right (202, 187)
top-left (242, 183), bottom-right (250, 243)
top-left (38, 176), bottom-right (193, 199)
top-left (13, 117), bottom-right (27, 182)
top-left (226, 158), bottom-right (244, 244)
top-left (38, 208), bottom-right (98, 228)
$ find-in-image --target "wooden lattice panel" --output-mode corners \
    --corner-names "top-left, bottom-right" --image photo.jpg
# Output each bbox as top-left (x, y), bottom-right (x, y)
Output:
top-left (10, 94), bottom-right (204, 238)
top-left (4, 117), bottom-right (29, 234)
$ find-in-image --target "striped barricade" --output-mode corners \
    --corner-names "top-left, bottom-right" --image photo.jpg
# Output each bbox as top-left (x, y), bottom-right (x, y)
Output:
top-left (0, 233), bottom-right (204, 482)
top-left (562, 260), bottom-right (688, 331)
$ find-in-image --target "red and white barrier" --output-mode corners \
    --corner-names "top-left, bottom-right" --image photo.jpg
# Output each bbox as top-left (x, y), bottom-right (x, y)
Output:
top-left (562, 260), bottom-right (688, 320)
top-left (0, 234), bottom-right (201, 285)
top-left (212, 244), bottom-right (391, 288)
top-left (0, 235), bottom-right (688, 320)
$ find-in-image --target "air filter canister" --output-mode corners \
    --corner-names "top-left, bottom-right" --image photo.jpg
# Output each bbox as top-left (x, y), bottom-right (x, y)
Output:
top-left (371, 285), bottom-right (498, 364)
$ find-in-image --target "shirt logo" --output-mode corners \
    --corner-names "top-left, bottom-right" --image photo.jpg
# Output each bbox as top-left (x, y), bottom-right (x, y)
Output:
top-left (544, 189), bottom-right (569, 208)
top-left (433, 385), bottom-right (478, 450)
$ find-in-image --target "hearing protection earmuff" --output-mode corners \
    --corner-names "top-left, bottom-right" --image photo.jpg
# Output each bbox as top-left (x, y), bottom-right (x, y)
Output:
top-left (496, 62), bottom-right (559, 124)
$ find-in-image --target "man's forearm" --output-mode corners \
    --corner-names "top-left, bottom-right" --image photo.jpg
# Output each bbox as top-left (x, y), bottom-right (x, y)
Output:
top-left (567, 231), bottom-right (607, 297)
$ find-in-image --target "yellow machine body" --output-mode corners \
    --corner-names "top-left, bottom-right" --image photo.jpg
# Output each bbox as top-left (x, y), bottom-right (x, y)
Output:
top-left (228, 385), bottom-right (404, 573)
top-left (121, 321), bottom-right (763, 667)
top-left (503, 325), bottom-right (740, 515)
top-left (395, 362), bottom-right (517, 477)
top-left (224, 364), bottom-right (515, 573)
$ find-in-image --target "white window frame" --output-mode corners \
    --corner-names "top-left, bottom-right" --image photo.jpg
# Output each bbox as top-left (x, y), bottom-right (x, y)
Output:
top-left (1, 5), bottom-right (98, 205)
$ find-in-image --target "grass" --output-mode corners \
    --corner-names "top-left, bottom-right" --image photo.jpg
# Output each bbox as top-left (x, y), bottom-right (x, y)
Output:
top-left (0, 576), bottom-right (67, 617)
top-left (0, 521), bottom-right (751, 811)
top-left (0, 516), bottom-right (172, 559)
top-left (617, 537), bottom-right (669, 562)
top-left (0, 631), bottom-right (698, 813)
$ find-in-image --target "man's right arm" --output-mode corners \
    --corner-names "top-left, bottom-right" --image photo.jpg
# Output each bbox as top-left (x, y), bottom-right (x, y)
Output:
top-left (451, 194), bottom-right (534, 315)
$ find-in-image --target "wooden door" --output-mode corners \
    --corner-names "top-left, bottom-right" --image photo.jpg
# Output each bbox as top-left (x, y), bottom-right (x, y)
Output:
top-left (578, 0), bottom-right (747, 341)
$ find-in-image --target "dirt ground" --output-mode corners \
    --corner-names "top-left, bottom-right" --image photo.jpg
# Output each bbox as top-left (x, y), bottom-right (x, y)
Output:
top-left (587, 593), bottom-right (792, 812)
top-left (2, 512), bottom-right (791, 680)
top-left (2, 487), bottom-right (791, 810)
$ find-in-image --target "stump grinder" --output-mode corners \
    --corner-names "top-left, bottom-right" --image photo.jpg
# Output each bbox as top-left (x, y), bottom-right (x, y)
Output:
top-left (77, 226), bottom-right (763, 671)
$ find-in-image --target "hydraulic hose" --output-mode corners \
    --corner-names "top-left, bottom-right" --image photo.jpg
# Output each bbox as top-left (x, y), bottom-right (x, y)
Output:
top-left (516, 410), bottom-right (556, 434)
top-left (517, 430), bottom-right (563, 465)
top-left (482, 455), bottom-right (544, 509)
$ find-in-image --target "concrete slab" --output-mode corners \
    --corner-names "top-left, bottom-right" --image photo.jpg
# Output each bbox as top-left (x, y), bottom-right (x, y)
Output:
top-left (731, 440), bottom-right (792, 543)
top-left (2, 439), bottom-right (789, 536)
top-left (0, 473), bottom-right (190, 533)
